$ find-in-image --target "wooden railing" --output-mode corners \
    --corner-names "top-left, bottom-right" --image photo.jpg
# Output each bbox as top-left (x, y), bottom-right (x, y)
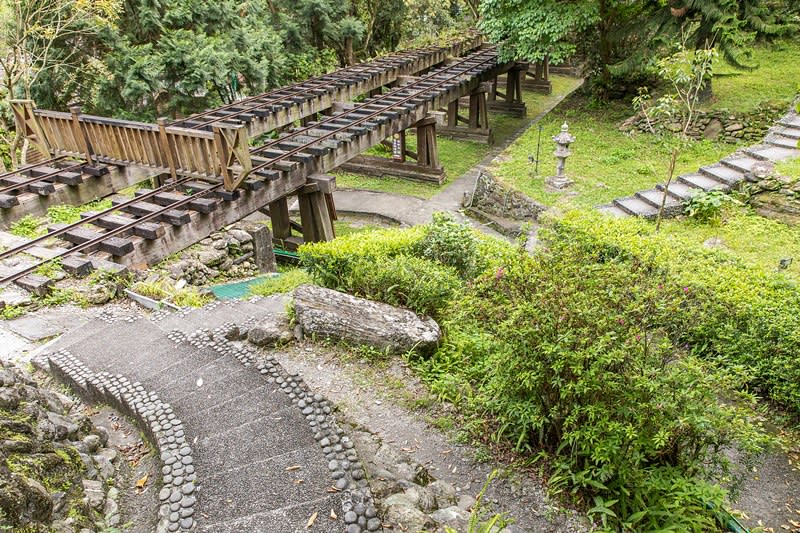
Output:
top-left (11, 100), bottom-right (251, 190)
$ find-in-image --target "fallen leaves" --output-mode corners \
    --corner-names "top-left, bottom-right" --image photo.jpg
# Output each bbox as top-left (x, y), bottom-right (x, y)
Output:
top-left (330, 509), bottom-right (337, 520)
top-left (306, 511), bottom-right (318, 528)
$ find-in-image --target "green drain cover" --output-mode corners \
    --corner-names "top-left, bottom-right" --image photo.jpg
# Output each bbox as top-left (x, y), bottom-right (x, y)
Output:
top-left (209, 274), bottom-right (279, 300)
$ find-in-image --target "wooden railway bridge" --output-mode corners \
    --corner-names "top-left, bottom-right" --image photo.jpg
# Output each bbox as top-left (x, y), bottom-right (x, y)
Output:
top-left (3, 35), bottom-right (527, 287)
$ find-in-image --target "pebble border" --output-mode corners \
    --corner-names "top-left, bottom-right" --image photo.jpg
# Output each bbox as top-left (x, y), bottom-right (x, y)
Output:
top-left (45, 349), bottom-right (198, 532)
top-left (165, 316), bottom-right (382, 532)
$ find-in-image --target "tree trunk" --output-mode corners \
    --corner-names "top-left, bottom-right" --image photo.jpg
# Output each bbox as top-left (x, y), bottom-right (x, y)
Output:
top-left (292, 285), bottom-right (441, 355)
top-left (344, 36), bottom-right (355, 66)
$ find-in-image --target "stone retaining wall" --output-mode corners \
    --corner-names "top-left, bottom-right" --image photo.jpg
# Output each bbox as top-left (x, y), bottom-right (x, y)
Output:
top-left (620, 103), bottom-right (787, 144)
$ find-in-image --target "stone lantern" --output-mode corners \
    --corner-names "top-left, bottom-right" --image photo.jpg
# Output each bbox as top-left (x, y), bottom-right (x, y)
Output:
top-left (547, 122), bottom-right (575, 189)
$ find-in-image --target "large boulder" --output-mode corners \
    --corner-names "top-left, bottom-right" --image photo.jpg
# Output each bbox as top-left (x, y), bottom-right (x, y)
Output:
top-left (292, 285), bottom-right (441, 355)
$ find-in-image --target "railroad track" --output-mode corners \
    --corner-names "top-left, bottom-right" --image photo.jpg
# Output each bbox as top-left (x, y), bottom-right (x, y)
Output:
top-left (0, 34), bottom-right (481, 226)
top-left (0, 46), bottom-right (504, 290)
top-left (170, 32), bottom-right (482, 132)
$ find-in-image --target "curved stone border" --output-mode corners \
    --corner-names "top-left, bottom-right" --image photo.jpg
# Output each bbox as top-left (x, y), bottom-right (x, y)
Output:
top-left (169, 321), bottom-right (382, 533)
top-left (45, 349), bottom-right (198, 533)
top-left (599, 100), bottom-right (800, 219)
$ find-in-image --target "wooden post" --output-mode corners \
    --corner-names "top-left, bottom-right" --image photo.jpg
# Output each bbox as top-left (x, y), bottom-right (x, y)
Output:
top-left (212, 124), bottom-right (252, 191)
top-left (414, 117), bottom-right (440, 169)
top-left (269, 197), bottom-right (292, 240)
top-left (157, 118), bottom-right (178, 187)
top-left (69, 105), bottom-right (95, 164)
top-left (298, 190), bottom-right (335, 243)
top-left (10, 100), bottom-right (51, 162)
top-left (447, 100), bottom-right (459, 128)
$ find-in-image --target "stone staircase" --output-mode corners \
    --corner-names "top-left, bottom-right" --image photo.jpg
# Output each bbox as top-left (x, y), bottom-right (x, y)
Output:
top-left (598, 110), bottom-right (800, 219)
top-left (44, 298), bottom-right (380, 533)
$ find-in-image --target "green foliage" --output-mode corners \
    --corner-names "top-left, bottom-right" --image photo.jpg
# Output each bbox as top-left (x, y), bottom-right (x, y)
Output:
top-left (683, 190), bottom-right (739, 222)
top-left (555, 210), bottom-right (800, 414)
top-left (345, 254), bottom-right (461, 317)
top-left (47, 199), bottom-right (113, 225)
top-left (413, 212), bottom-right (483, 279)
top-left (299, 224), bottom-right (466, 317)
top-left (34, 258), bottom-right (63, 280)
top-left (129, 280), bottom-right (211, 308)
top-left (9, 215), bottom-right (45, 238)
top-left (248, 269), bottom-right (313, 297)
top-left (298, 225), bottom-right (426, 288)
top-left (417, 215), bottom-right (767, 530)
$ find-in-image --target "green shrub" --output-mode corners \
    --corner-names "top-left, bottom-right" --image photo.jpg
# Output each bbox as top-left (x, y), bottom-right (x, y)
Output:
top-left (420, 230), bottom-right (766, 530)
top-left (683, 190), bottom-right (740, 223)
top-left (345, 255), bottom-right (461, 317)
top-left (9, 215), bottom-right (46, 238)
top-left (299, 225), bottom-right (426, 289)
top-left (414, 212), bottom-right (484, 279)
top-left (551, 209), bottom-right (800, 414)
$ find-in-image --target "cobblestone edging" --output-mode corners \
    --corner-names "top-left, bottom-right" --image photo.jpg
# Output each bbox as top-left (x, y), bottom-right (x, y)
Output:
top-left (45, 349), bottom-right (198, 533)
top-left (170, 316), bottom-right (382, 533)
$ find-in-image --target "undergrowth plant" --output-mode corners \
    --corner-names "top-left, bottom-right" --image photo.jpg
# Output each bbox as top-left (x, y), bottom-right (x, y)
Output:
top-left (413, 215), bottom-right (768, 531)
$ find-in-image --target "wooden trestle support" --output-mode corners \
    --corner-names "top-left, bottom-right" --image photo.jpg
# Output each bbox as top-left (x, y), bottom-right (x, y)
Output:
top-left (488, 63), bottom-right (528, 117)
top-left (5, 45), bottom-right (516, 277)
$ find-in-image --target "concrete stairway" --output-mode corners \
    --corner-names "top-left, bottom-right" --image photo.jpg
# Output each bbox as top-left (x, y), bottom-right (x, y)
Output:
top-left (46, 298), bottom-right (378, 532)
top-left (598, 108), bottom-right (800, 219)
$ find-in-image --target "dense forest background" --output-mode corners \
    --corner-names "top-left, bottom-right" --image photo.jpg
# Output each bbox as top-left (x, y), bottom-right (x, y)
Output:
top-left (1, 0), bottom-right (798, 127)
top-left (0, 0), bottom-right (477, 123)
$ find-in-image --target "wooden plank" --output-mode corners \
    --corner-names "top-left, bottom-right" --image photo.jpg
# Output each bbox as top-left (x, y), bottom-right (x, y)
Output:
top-left (133, 189), bottom-right (218, 213)
top-left (80, 211), bottom-right (165, 240)
top-left (110, 196), bottom-right (191, 226)
top-left (48, 223), bottom-right (134, 256)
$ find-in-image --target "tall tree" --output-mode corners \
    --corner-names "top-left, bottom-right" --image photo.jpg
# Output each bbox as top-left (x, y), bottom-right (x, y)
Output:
top-left (0, 0), bottom-right (118, 167)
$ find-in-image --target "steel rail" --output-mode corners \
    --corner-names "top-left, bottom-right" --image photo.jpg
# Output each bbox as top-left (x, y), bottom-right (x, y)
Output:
top-left (0, 162), bottom-right (86, 195)
top-left (0, 181), bottom-right (219, 285)
top-left (0, 176), bottom-right (194, 262)
top-left (247, 48), bottom-right (498, 159)
top-left (0, 44), bottom-right (497, 286)
top-left (180, 35), bottom-right (480, 130)
top-left (179, 45), bottom-right (444, 128)
top-left (0, 156), bottom-right (69, 181)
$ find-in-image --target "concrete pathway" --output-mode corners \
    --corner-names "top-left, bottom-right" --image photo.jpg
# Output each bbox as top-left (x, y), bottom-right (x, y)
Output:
top-left (42, 298), bottom-right (378, 532)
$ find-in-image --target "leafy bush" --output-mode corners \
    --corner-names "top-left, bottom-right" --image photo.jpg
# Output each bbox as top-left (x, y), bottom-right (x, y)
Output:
top-left (299, 223), bottom-right (466, 317)
top-left (552, 210), bottom-right (800, 414)
top-left (420, 226), bottom-right (766, 530)
top-left (345, 255), bottom-right (461, 317)
top-left (9, 215), bottom-right (46, 239)
top-left (414, 212), bottom-right (484, 279)
top-left (299, 225), bottom-right (425, 289)
top-left (683, 190), bottom-right (739, 223)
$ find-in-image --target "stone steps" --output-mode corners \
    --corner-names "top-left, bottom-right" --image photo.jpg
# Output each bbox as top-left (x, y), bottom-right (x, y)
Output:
top-left (778, 115), bottom-right (800, 129)
top-left (677, 173), bottom-right (728, 191)
top-left (44, 300), bottom-right (377, 532)
top-left (655, 181), bottom-right (697, 201)
top-left (699, 164), bottom-right (744, 186)
top-left (595, 204), bottom-right (628, 217)
top-left (721, 156), bottom-right (761, 174)
top-left (612, 196), bottom-right (660, 218)
top-left (773, 125), bottom-right (800, 140)
top-left (746, 144), bottom-right (800, 162)
top-left (634, 189), bottom-right (683, 216)
top-left (766, 133), bottom-right (799, 150)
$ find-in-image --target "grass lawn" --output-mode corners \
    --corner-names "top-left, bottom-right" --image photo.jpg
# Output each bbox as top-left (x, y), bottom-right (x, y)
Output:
top-left (492, 39), bottom-right (800, 209)
top-left (709, 39), bottom-right (800, 113)
top-left (334, 74), bottom-right (584, 199)
top-left (656, 208), bottom-right (800, 280)
top-left (491, 98), bottom-right (737, 208)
